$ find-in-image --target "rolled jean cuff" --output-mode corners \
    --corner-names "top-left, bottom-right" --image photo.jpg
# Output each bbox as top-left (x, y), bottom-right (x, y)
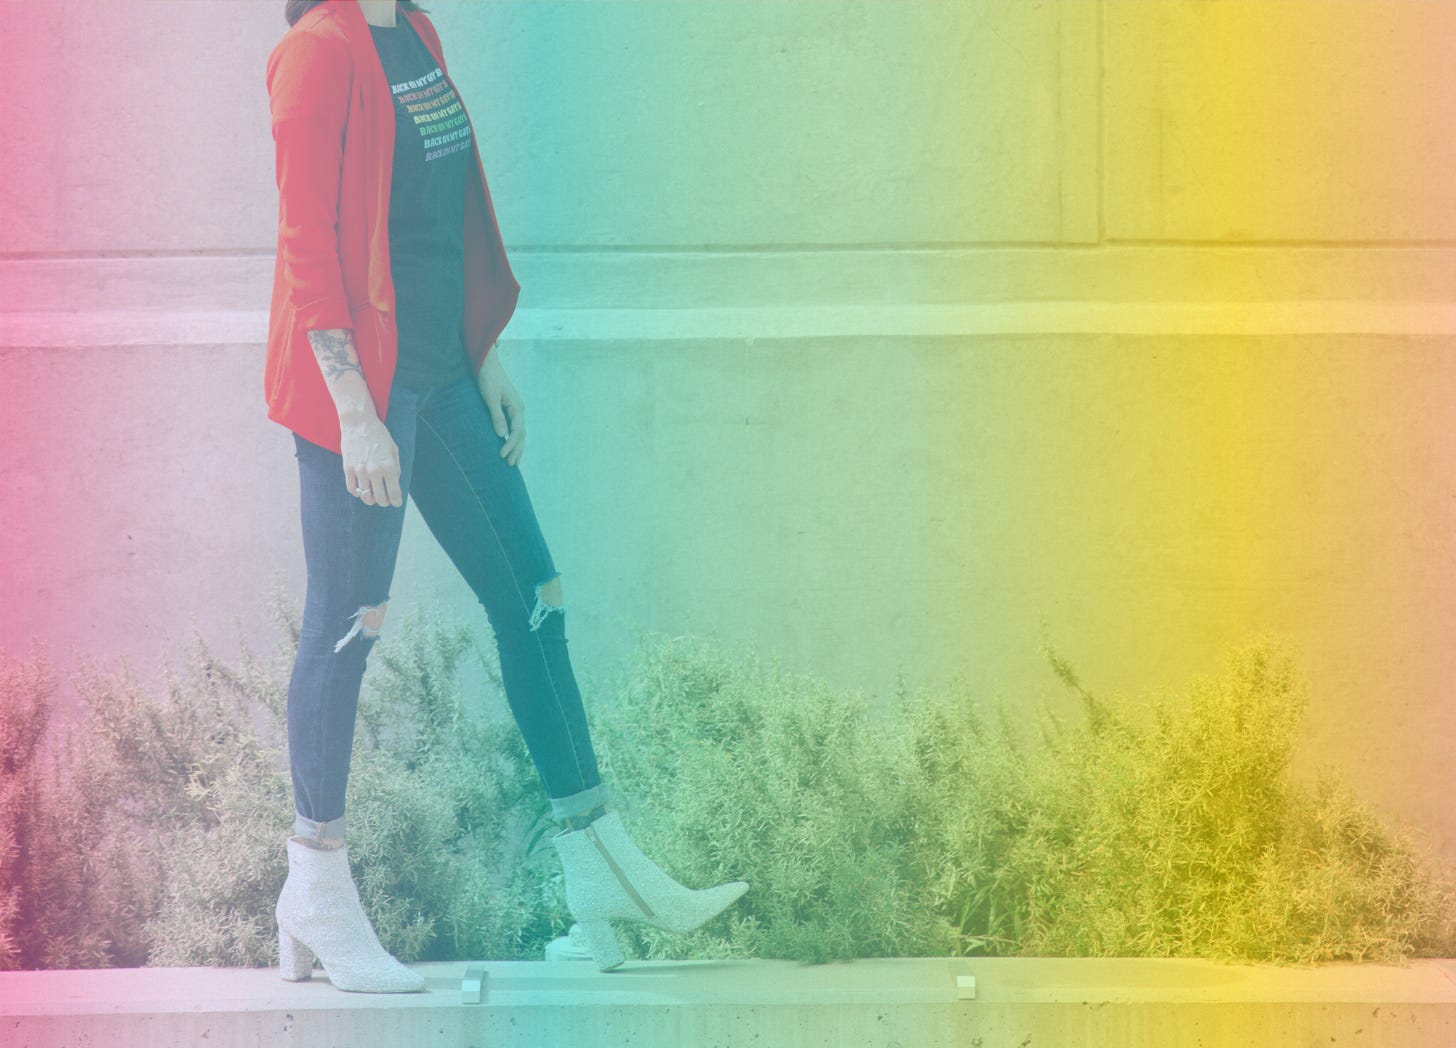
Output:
top-left (294, 811), bottom-right (347, 843)
top-left (550, 783), bottom-right (610, 823)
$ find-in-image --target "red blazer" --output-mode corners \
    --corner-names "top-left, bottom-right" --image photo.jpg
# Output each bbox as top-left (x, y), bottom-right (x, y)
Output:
top-left (264, 0), bottom-right (520, 453)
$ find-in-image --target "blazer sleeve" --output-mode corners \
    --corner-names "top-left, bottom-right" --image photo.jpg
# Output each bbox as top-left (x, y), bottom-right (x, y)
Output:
top-left (265, 30), bottom-right (354, 334)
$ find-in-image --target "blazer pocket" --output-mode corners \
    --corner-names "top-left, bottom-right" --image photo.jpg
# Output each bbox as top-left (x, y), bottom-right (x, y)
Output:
top-left (266, 302), bottom-right (299, 403)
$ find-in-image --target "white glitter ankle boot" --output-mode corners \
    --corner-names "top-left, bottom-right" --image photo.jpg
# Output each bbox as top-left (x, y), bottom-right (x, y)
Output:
top-left (551, 810), bottom-right (749, 972)
top-left (275, 838), bottom-right (426, 993)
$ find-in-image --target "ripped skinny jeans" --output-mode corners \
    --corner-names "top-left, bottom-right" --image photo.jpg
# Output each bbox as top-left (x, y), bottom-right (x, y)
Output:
top-left (286, 373), bottom-right (607, 842)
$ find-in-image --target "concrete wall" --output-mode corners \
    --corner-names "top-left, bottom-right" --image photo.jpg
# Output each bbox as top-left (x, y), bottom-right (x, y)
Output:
top-left (5, 2), bottom-right (1456, 859)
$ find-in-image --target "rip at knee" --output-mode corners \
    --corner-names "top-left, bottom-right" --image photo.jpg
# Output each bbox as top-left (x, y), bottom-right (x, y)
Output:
top-left (528, 573), bottom-right (564, 632)
top-left (334, 601), bottom-right (389, 653)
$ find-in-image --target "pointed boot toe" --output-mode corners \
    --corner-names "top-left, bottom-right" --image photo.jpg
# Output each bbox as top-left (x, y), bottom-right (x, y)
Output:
top-left (552, 810), bottom-right (750, 968)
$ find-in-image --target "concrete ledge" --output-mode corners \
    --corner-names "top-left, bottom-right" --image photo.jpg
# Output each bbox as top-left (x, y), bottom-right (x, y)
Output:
top-left (3, 957), bottom-right (1455, 1048)
top-left (10, 300), bottom-right (1456, 352)
top-left (8, 248), bottom-right (1456, 313)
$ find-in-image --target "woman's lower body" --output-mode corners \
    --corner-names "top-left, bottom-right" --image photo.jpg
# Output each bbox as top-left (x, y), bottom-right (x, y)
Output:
top-left (287, 373), bottom-right (606, 838)
top-left (276, 373), bottom-right (745, 989)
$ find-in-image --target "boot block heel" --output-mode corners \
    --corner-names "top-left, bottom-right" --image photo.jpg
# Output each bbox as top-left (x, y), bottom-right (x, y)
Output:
top-left (279, 928), bottom-right (316, 982)
top-left (579, 920), bottom-right (625, 972)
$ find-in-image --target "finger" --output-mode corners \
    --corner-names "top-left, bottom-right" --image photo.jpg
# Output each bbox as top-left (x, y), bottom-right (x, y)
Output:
top-left (500, 424), bottom-right (522, 463)
top-left (504, 408), bottom-right (525, 458)
top-left (489, 403), bottom-right (508, 439)
top-left (346, 467), bottom-right (374, 503)
top-left (383, 469), bottom-right (404, 508)
top-left (365, 466), bottom-right (392, 507)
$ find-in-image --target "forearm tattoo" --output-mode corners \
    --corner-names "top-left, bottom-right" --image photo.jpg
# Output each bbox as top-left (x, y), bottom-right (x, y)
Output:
top-left (307, 329), bottom-right (364, 382)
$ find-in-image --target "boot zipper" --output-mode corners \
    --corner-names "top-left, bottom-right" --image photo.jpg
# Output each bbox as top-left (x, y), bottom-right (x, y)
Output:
top-left (584, 824), bottom-right (657, 919)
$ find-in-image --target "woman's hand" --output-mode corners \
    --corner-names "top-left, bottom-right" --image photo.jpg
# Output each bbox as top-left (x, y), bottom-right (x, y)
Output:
top-left (477, 346), bottom-right (526, 467)
top-left (340, 413), bottom-right (404, 506)
top-left (305, 328), bottom-right (403, 506)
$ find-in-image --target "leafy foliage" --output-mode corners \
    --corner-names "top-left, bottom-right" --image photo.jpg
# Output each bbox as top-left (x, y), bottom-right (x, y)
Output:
top-left (2, 609), bottom-right (1453, 970)
top-left (900, 635), bottom-right (1456, 962)
top-left (590, 634), bottom-right (929, 962)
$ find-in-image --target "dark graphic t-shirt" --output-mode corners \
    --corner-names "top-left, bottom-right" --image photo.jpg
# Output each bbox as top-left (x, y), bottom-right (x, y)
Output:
top-left (368, 17), bottom-right (475, 388)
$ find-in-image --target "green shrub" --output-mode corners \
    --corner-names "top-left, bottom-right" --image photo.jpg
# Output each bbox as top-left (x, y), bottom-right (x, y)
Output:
top-left (899, 635), bottom-right (1456, 962)
top-left (0, 650), bottom-right (164, 969)
top-left (4, 607), bottom-right (1454, 969)
top-left (0, 650), bottom-right (51, 969)
top-left (589, 633), bottom-right (930, 963)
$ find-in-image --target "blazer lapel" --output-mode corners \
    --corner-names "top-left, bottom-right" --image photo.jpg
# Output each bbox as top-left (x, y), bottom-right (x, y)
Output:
top-left (336, 0), bottom-right (396, 310)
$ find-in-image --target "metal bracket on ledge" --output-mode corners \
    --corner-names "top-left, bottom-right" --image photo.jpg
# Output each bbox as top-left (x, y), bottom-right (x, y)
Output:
top-left (462, 965), bottom-right (487, 1004)
top-left (948, 959), bottom-right (977, 1001)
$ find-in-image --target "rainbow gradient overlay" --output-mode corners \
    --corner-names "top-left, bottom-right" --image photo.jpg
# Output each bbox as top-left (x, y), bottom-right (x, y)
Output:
top-left (3, 0), bottom-right (1456, 1037)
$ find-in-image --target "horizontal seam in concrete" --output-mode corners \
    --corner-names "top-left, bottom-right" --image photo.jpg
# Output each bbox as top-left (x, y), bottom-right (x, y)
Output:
top-left (16, 240), bottom-right (1456, 262)
top-left (9, 303), bottom-right (1456, 348)
top-left (1104, 238), bottom-right (1456, 249)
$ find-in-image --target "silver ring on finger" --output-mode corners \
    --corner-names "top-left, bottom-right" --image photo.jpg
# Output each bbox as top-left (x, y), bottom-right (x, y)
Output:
top-left (355, 487), bottom-right (369, 496)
